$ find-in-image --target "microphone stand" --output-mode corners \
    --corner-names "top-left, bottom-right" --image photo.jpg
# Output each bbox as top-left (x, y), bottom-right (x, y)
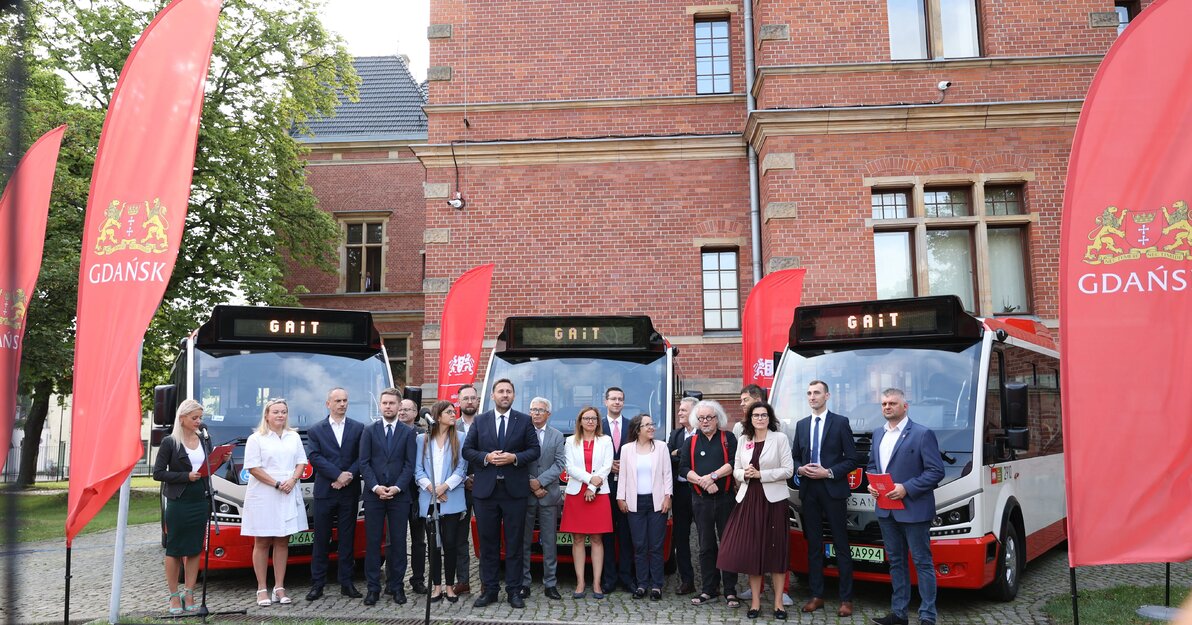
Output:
top-left (192, 428), bottom-right (246, 621)
top-left (423, 438), bottom-right (445, 625)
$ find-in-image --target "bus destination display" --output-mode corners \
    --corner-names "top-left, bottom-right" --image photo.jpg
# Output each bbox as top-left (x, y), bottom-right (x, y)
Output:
top-left (508, 317), bottom-right (650, 350)
top-left (231, 317), bottom-right (357, 341)
top-left (794, 296), bottom-right (980, 345)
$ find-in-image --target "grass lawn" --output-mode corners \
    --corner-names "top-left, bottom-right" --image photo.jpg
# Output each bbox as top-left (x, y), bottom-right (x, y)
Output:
top-left (0, 487), bottom-right (160, 545)
top-left (1044, 584), bottom-right (1191, 624)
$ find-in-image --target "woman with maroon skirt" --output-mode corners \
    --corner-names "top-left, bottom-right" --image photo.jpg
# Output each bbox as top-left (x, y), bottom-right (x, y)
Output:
top-left (717, 401), bottom-right (795, 619)
top-left (559, 406), bottom-right (614, 599)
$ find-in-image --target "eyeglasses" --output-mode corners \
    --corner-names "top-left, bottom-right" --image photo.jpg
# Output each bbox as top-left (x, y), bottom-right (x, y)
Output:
top-left (529, 408), bottom-right (548, 414)
top-left (696, 415), bottom-right (716, 422)
top-left (459, 396), bottom-right (479, 402)
top-left (642, 423), bottom-right (656, 428)
top-left (580, 416), bottom-right (599, 422)
top-left (398, 407), bottom-right (416, 412)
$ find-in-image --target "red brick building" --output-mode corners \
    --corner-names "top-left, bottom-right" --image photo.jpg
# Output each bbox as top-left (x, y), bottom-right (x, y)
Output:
top-left (298, 3), bottom-right (1149, 399)
top-left (291, 55), bottom-right (428, 387)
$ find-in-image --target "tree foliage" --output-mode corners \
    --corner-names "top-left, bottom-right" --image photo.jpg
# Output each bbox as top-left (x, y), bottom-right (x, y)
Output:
top-left (3, 0), bottom-right (358, 483)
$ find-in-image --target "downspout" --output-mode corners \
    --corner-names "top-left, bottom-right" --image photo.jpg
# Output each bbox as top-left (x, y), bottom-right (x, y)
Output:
top-left (743, 0), bottom-right (763, 284)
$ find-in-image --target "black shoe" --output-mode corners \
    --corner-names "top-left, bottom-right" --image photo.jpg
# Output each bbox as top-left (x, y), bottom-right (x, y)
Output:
top-left (305, 586), bottom-right (324, 601)
top-left (871, 614), bottom-right (909, 625)
top-left (340, 584), bottom-right (362, 599)
top-left (676, 581), bottom-right (696, 596)
top-left (428, 592), bottom-right (443, 604)
top-left (746, 609), bottom-right (759, 619)
top-left (774, 609), bottom-right (788, 620)
top-left (518, 587), bottom-right (531, 598)
top-left (633, 588), bottom-right (646, 599)
top-left (649, 589), bottom-right (662, 601)
top-left (544, 586), bottom-right (562, 600)
top-left (509, 593), bottom-right (526, 608)
top-left (410, 580), bottom-right (428, 595)
top-left (473, 592), bottom-right (498, 608)
top-left (392, 589), bottom-right (408, 605)
top-left (363, 591), bottom-right (379, 606)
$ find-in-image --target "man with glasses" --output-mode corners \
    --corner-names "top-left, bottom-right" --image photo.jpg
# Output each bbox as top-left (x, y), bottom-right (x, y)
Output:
top-left (678, 400), bottom-right (739, 608)
top-left (398, 398), bottom-right (429, 596)
top-left (791, 380), bottom-right (857, 617)
top-left (520, 397), bottom-right (567, 599)
top-left (453, 384), bottom-right (480, 595)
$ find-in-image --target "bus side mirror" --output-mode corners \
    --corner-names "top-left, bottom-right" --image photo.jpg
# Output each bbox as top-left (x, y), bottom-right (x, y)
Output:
top-left (1004, 382), bottom-right (1028, 428)
top-left (153, 384), bottom-right (177, 427)
top-left (1006, 427), bottom-right (1030, 450)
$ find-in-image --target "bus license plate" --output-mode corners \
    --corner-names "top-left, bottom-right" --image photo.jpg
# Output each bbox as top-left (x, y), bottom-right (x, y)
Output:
top-left (556, 533), bottom-right (591, 546)
top-left (846, 493), bottom-right (876, 509)
top-left (289, 531), bottom-right (315, 547)
top-left (825, 544), bottom-right (884, 563)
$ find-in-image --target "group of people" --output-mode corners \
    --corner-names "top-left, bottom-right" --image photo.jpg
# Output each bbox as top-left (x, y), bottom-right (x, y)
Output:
top-left (152, 378), bottom-right (944, 625)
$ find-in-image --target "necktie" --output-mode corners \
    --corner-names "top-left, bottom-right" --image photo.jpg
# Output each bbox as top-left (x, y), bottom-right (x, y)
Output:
top-left (811, 417), bottom-right (821, 465)
top-left (611, 419), bottom-right (621, 453)
top-left (497, 415), bottom-right (506, 449)
top-left (386, 423), bottom-right (393, 447)
top-left (537, 428), bottom-right (545, 446)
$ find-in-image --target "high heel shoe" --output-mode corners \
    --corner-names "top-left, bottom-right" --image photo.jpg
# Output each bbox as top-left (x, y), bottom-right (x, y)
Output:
top-left (183, 588), bottom-right (201, 612)
top-left (271, 587), bottom-right (292, 604)
top-left (446, 587), bottom-right (459, 603)
top-left (429, 586), bottom-right (444, 603)
top-left (167, 590), bottom-right (184, 615)
top-left (256, 589), bottom-right (272, 607)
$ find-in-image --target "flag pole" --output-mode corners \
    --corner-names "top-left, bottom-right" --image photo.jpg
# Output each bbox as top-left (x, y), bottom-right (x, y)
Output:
top-left (108, 475), bottom-right (132, 623)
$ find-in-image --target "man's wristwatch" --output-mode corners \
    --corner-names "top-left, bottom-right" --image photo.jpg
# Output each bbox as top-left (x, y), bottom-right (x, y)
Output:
top-left (827, 469), bottom-right (834, 479)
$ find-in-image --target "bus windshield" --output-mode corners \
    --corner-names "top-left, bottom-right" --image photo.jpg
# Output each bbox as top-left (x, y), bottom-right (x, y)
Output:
top-left (194, 349), bottom-right (389, 436)
top-left (484, 353), bottom-right (668, 435)
top-left (771, 342), bottom-right (983, 485)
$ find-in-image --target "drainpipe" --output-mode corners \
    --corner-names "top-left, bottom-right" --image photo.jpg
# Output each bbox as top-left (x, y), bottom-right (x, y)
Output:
top-left (743, 0), bottom-right (763, 284)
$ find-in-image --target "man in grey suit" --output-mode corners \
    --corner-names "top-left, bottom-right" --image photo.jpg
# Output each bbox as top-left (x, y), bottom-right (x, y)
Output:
top-left (520, 396), bottom-right (567, 600)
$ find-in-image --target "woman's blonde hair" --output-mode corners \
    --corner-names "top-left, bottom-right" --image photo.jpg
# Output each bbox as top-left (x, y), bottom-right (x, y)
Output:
top-left (171, 399), bottom-right (204, 440)
top-left (255, 398), bottom-right (292, 435)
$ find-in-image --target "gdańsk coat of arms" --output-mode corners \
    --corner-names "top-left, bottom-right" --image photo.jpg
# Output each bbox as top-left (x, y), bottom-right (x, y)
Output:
top-left (94, 198), bottom-right (171, 255)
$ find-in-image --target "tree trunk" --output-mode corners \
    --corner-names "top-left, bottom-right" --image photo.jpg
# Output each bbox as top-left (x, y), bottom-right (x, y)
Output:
top-left (16, 379), bottom-right (53, 487)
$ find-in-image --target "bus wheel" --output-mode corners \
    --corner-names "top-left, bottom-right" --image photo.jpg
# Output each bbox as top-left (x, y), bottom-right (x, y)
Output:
top-left (984, 522), bottom-right (1022, 601)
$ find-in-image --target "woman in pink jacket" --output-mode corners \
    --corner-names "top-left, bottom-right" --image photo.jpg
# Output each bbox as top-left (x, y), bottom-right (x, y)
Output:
top-left (615, 413), bottom-right (673, 600)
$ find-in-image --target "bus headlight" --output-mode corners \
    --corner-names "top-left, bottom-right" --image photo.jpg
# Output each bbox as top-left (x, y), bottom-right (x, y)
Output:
top-left (932, 501), bottom-right (973, 530)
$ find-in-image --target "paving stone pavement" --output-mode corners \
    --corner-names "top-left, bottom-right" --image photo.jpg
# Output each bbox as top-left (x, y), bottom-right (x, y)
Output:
top-left (2, 523), bottom-right (1189, 624)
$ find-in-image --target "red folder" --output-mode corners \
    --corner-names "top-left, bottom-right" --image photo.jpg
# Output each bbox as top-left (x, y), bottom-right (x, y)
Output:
top-left (197, 444), bottom-right (234, 477)
top-left (867, 473), bottom-right (905, 510)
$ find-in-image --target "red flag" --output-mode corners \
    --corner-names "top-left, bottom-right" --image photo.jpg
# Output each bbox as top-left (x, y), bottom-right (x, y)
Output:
top-left (1060, 0), bottom-right (1192, 566)
top-left (0, 126), bottom-right (66, 472)
top-left (67, 0), bottom-right (222, 545)
top-left (436, 264), bottom-right (495, 404)
top-left (741, 269), bottom-right (806, 390)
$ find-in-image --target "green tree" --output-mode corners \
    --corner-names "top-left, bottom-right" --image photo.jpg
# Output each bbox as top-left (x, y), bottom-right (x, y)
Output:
top-left (5, 0), bottom-right (357, 485)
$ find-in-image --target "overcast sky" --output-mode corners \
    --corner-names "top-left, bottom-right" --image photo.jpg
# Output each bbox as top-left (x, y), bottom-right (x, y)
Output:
top-left (318, 0), bottom-right (429, 82)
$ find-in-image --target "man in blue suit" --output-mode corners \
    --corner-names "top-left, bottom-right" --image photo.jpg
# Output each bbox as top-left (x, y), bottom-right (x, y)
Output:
top-left (359, 387), bottom-right (417, 606)
top-left (867, 388), bottom-right (945, 625)
top-left (601, 386), bottom-right (634, 593)
top-left (306, 388), bottom-right (365, 601)
top-left (462, 378), bottom-right (541, 608)
top-left (791, 380), bottom-right (857, 617)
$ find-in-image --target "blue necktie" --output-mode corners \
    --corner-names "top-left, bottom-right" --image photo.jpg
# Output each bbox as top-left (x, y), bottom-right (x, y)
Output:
top-left (497, 415), bottom-right (507, 449)
top-left (811, 417), bottom-right (821, 465)
top-left (386, 424), bottom-right (393, 448)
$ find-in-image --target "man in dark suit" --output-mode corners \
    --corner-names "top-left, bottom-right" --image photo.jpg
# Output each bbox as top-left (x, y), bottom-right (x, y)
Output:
top-left (520, 396), bottom-right (567, 600)
top-left (867, 388), bottom-right (944, 625)
top-left (791, 380), bottom-right (858, 617)
top-left (306, 388), bottom-right (365, 601)
top-left (600, 386), bottom-right (634, 593)
top-left (359, 387), bottom-right (417, 606)
top-left (666, 396), bottom-right (699, 595)
top-left (462, 378), bottom-right (541, 608)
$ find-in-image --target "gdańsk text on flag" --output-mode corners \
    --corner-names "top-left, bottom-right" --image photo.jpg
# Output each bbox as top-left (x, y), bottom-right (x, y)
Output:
top-left (0, 126), bottom-right (66, 472)
top-left (1060, 0), bottom-right (1192, 566)
top-left (437, 264), bottom-right (495, 405)
top-left (67, 0), bottom-right (222, 545)
top-left (741, 268), bottom-right (805, 391)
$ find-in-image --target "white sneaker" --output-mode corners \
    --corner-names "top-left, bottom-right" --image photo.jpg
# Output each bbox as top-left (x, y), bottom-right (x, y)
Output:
top-left (782, 593), bottom-right (793, 606)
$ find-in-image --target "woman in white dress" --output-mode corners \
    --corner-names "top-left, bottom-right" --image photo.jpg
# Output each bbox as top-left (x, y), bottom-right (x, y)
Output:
top-left (242, 398), bottom-right (308, 607)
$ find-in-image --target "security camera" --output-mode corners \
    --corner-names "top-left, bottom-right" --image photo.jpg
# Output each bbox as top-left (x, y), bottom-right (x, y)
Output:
top-left (937, 80), bottom-right (953, 90)
top-left (447, 192), bottom-right (465, 209)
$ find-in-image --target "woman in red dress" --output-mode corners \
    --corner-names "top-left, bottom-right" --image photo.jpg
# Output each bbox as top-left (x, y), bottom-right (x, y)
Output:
top-left (559, 406), bottom-right (614, 598)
